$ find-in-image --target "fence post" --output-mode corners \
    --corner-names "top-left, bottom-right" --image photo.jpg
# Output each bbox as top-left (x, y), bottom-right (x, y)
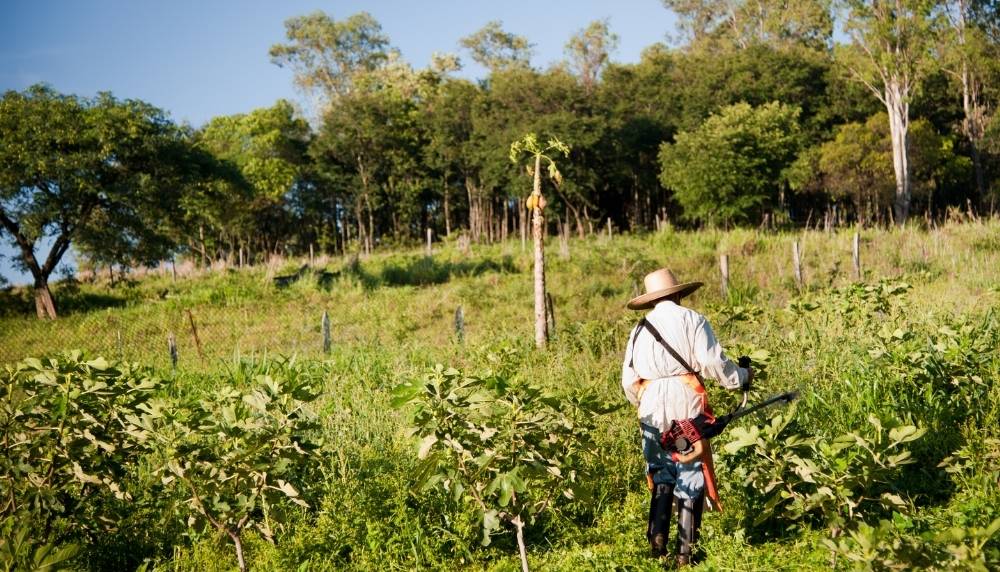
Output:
top-left (792, 240), bottom-right (803, 289)
top-left (852, 232), bottom-right (861, 281)
top-left (168, 333), bottom-right (178, 371)
top-left (170, 257), bottom-right (177, 282)
top-left (309, 243), bottom-right (315, 267)
top-left (321, 310), bottom-right (331, 354)
top-left (720, 254), bottom-right (729, 298)
top-left (116, 329), bottom-right (124, 362)
top-left (546, 292), bottom-right (556, 334)
top-left (185, 309), bottom-right (205, 361)
top-left (454, 306), bottom-right (465, 343)
top-left (606, 218), bottom-right (612, 239)
top-left (559, 222), bottom-right (569, 259)
top-left (239, 247), bottom-right (244, 269)
top-left (426, 228), bottom-right (433, 256)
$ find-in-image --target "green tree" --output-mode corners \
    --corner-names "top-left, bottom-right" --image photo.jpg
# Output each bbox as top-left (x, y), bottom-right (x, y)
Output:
top-left (803, 112), bottom-right (971, 223)
top-left (197, 100), bottom-right (310, 261)
top-left (663, 0), bottom-right (833, 51)
top-left (658, 101), bottom-right (802, 225)
top-left (564, 19), bottom-right (619, 93)
top-left (269, 11), bottom-right (392, 111)
top-left (311, 71), bottom-right (422, 254)
top-left (422, 77), bottom-right (482, 237)
top-left (0, 86), bottom-right (193, 318)
top-left (936, 0), bottom-right (1000, 207)
top-left (838, 0), bottom-right (939, 224)
top-left (155, 362), bottom-right (321, 572)
top-left (460, 21), bottom-right (533, 72)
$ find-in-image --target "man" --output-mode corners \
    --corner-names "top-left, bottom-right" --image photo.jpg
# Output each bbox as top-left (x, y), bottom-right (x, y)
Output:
top-left (621, 268), bottom-right (751, 565)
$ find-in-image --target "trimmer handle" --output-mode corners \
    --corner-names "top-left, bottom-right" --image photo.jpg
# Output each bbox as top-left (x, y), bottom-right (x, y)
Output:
top-left (737, 355), bottom-right (752, 408)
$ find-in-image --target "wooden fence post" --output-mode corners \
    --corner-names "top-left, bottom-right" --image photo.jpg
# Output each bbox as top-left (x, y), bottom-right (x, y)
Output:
top-left (546, 292), bottom-right (556, 334)
top-left (852, 232), bottom-right (861, 280)
top-left (309, 243), bottom-right (315, 267)
top-left (321, 310), bottom-right (331, 354)
top-left (606, 218), bottom-right (612, 239)
top-left (426, 228), bottom-right (433, 256)
top-left (168, 333), bottom-right (178, 370)
top-left (720, 254), bottom-right (729, 298)
top-left (559, 222), bottom-right (569, 259)
top-left (792, 240), bottom-right (803, 289)
top-left (454, 306), bottom-right (465, 343)
top-left (170, 257), bottom-right (177, 282)
top-left (185, 309), bottom-right (205, 361)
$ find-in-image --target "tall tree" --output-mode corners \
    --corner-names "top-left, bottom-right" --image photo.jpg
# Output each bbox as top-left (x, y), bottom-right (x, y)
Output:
top-left (269, 11), bottom-right (392, 112)
top-left (0, 86), bottom-right (193, 318)
top-left (311, 69), bottom-right (422, 255)
top-left (423, 77), bottom-right (482, 238)
top-left (937, 0), bottom-right (1000, 207)
top-left (659, 102), bottom-right (802, 226)
top-left (839, 0), bottom-right (938, 224)
top-left (460, 21), bottom-right (533, 72)
top-left (565, 19), bottom-right (619, 93)
top-left (663, 0), bottom-right (833, 51)
top-left (197, 100), bottom-right (310, 260)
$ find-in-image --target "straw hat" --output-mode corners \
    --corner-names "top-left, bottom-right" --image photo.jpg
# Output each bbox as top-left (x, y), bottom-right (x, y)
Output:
top-left (626, 268), bottom-right (703, 310)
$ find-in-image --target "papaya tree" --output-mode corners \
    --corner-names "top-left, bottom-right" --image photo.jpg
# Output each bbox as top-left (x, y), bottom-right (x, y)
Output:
top-left (509, 134), bottom-right (569, 349)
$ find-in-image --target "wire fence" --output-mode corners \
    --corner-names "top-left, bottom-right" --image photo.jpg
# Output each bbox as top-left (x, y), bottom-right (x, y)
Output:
top-left (0, 306), bottom-right (339, 371)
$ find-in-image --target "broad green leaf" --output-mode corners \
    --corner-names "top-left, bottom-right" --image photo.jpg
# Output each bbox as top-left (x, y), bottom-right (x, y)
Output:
top-left (418, 435), bottom-right (438, 459)
top-left (85, 357), bottom-right (110, 370)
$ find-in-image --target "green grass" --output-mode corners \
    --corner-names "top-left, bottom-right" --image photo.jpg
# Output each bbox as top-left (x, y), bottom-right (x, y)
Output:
top-left (3, 221), bottom-right (1000, 570)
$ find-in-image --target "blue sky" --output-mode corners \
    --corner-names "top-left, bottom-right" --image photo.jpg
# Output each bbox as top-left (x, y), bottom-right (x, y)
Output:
top-left (0, 0), bottom-right (677, 285)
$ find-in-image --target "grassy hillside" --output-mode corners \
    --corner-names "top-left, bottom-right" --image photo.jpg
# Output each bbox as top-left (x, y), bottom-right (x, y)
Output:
top-left (2, 222), bottom-right (999, 571)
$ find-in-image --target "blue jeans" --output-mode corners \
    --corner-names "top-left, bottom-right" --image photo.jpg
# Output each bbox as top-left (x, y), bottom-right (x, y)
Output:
top-left (640, 422), bottom-right (705, 500)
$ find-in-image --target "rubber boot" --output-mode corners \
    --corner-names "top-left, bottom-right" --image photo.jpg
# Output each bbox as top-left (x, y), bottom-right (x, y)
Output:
top-left (675, 493), bottom-right (704, 566)
top-left (647, 483), bottom-right (674, 557)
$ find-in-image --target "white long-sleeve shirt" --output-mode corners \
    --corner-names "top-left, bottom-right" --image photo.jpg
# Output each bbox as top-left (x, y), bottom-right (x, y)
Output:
top-left (621, 300), bottom-right (748, 431)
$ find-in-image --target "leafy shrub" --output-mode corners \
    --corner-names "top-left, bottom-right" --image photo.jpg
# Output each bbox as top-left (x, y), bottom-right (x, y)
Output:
top-left (392, 364), bottom-right (608, 569)
top-left (724, 412), bottom-right (925, 533)
top-left (0, 352), bottom-right (159, 533)
top-left (153, 359), bottom-right (322, 572)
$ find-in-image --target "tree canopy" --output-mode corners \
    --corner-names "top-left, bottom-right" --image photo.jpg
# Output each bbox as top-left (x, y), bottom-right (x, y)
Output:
top-left (4, 5), bottom-right (1000, 316)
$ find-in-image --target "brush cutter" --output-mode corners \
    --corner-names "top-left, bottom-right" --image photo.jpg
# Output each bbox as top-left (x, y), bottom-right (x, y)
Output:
top-left (660, 357), bottom-right (798, 463)
top-left (660, 390), bottom-right (798, 461)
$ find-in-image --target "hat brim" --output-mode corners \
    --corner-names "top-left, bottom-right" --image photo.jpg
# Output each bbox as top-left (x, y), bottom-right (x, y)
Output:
top-left (626, 282), bottom-right (703, 310)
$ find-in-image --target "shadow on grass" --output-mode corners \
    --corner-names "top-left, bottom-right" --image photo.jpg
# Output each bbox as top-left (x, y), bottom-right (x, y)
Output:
top-left (0, 283), bottom-right (127, 318)
top-left (317, 255), bottom-right (518, 291)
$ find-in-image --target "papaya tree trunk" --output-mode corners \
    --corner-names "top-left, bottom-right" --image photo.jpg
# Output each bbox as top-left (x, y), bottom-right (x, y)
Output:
top-left (532, 155), bottom-right (548, 349)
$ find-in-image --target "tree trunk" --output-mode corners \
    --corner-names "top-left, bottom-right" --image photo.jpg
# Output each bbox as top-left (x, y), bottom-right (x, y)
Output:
top-left (532, 155), bottom-right (548, 349)
top-left (198, 225), bottom-right (209, 268)
top-left (955, 1), bottom-right (986, 207)
top-left (229, 531), bottom-right (247, 572)
top-left (512, 515), bottom-right (530, 572)
top-left (885, 78), bottom-right (911, 225)
top-left (444, 181), bottom-right (452, 237)
top-left (33, 278), bottom-right (57, 319)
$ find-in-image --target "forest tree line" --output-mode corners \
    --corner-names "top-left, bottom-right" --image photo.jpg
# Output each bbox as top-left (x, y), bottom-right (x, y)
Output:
top-left (1, 0), bottom-right (999, 318)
